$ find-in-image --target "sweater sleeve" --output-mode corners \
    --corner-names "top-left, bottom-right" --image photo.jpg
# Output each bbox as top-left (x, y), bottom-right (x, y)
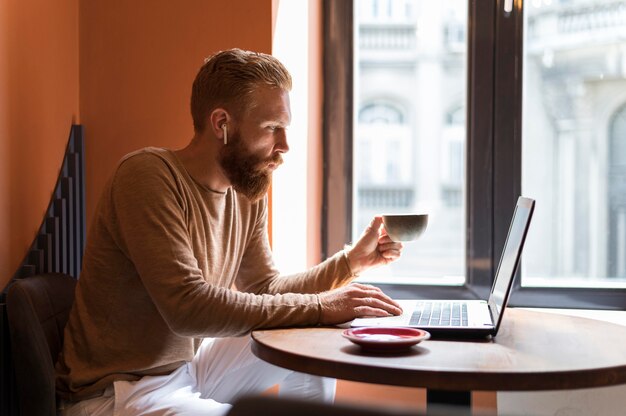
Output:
top-left (110, 154), bottom-right (322, 337)
top-left (235, 197), bottom-right (357, 296)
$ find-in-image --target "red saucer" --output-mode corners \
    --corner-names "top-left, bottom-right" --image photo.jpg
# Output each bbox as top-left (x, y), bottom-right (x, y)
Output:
top-left (342, 327), bottom-right (430, 352)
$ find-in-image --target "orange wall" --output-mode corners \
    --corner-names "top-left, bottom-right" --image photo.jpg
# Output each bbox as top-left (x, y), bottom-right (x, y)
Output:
top-left (0, 0), bottom-right (80, 289)
top-left (79, 0), bottom-right (274, 226)
top-left (1, 0), bottom-right (276, 288)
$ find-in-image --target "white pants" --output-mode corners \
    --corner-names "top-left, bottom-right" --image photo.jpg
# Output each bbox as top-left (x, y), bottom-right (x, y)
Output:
top-left (62, 336), bottom-right (336, 415)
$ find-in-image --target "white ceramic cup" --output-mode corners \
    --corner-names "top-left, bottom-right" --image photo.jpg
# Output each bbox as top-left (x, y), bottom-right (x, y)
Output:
top-left (382, 214), bottom-right (428, 242)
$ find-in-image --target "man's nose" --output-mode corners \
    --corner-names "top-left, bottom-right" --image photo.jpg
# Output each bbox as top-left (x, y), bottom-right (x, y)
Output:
top-left (275, 130), bottom-right (289, 153)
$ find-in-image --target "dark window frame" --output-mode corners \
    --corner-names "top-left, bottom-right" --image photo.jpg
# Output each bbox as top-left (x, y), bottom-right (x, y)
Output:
top-left (322, 0), bottom-right (626, 310)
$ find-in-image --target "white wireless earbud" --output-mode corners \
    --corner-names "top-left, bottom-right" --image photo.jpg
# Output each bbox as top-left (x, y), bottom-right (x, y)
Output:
top-left (222, 124), bottom-right (228, 145)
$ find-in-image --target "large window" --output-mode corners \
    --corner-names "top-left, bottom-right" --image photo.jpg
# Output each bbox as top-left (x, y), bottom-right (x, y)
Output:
top-left (522, 0), bottom-right (626, 288)
top-left (354, 0), bottom-right (467, 284)
top-left (323, 0), bottom-right (626, 309)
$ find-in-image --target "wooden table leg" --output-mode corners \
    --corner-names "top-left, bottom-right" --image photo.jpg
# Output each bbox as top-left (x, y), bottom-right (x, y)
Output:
top-left (426, 390), bottom-right (471, 415)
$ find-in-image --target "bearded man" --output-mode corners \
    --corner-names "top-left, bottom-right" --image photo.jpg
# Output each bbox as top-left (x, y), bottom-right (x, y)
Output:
top-left (56, 49), bottom-right (403, 415)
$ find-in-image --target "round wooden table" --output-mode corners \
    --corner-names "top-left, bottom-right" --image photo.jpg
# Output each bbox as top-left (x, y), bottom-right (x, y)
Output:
top-left (251, 308), bottom-right (626, 412)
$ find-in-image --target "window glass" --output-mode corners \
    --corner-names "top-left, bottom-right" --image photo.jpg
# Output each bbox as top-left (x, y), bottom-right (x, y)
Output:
top-left (522, 0), bottom-right (626, 287)
top-left (354, 0), bottom-right (468, 283)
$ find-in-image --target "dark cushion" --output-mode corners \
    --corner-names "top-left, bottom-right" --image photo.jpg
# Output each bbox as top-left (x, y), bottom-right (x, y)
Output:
top-left (7, 273), bottom-right (76, 416)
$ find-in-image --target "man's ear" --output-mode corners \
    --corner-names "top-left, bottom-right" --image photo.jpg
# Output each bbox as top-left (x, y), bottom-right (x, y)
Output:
top-left (209, 108), bottom-right (230, 143)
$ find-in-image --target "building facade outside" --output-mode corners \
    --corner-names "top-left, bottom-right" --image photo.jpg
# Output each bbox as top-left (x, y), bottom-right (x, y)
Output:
top-left (354, 0), bottom-right (626, 284)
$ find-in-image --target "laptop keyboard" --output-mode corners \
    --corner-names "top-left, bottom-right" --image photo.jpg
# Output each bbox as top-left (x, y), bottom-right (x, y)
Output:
top-left (409, 302), bottom-right (469, 327)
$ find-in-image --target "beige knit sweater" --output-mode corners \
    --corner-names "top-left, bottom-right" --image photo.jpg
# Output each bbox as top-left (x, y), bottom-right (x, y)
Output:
top-left (55, 148), bottom-right (354, 401)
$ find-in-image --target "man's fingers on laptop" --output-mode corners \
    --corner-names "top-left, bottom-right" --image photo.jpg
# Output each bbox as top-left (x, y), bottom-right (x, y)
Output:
top-left (354, 306), bottom-right (397, 318)
top-left (318, 285), bottom-right (402, 324)
top-left (351, 291), bottom-right (402, 317)
top-left (357, 297), bottom-right (402, 316)
top-left (351, 283), bottom-right (403, 311)
top-left (365, 289), bottom-right (403, 311)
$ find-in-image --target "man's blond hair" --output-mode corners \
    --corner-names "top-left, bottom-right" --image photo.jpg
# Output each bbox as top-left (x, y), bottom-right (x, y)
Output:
top-left (190, 48), bottom-right (292, 132)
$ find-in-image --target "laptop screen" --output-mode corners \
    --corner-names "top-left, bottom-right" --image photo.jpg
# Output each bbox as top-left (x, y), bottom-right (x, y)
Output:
top-left (488, 197), bottom-right (535, 330)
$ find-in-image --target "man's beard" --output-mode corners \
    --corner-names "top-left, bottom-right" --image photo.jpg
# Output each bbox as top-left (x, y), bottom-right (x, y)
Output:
top-left (218, 129), bottom-right (283, 202)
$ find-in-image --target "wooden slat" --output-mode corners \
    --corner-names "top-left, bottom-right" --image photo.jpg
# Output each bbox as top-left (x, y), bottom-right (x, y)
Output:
top-left (68, 126), bottom-right (75, 153)
top-left (28, 249), bottom-right (44, 275)
top-left (68, 154), bottom-right (81, 275)
top-left (61, 177), bottom-right (75, 277)
top-left (37, 234), bottom-right (53, 273)
top-left (73, 126), bottom-right (87, 259)
top-left (53, 198), bottom-right (68, 274)
top-left (45, 217), bottom-right (60, 273)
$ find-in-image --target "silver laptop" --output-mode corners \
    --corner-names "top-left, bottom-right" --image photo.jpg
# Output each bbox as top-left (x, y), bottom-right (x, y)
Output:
top-left (351, 196), bottom-right (535, 338)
